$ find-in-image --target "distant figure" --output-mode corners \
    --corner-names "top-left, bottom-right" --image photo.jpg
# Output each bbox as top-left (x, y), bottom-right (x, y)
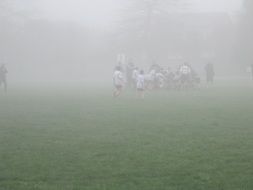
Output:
top-left (126, 61), bottom-right (134, 88)
top-left (165, 67), bottom-right (175, 89)
top-left (149, 62), bottom-right (160, 73)
top-left (179, 62), bottom-right (192, 84)
top-left (155, 70), bottom-right (165, 89)
top-left (251, 64), bottom-right (253, 80)
top-left (165, 67), bottom-right (174, 79)
top-left (0, 64), bottom-right (8, 92)
top-left (205, 63), bottom-right (215, 83)
top-left (132, 67), bottom-right (139, 88)
top-left (113, 66), bottom-right (124, 98)
top-left (136, 70), bottom-right (145, 99)
top-left (173, 70), bottom-right (181, 90)
top-left (145, 68), bottom-right (156, 90)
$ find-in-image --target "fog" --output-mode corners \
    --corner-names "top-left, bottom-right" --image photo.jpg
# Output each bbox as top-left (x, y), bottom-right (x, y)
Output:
top-left (1, 0), bottom-right (251, 87)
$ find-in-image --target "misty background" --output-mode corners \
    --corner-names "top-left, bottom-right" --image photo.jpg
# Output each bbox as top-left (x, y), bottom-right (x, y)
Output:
top-left (0, 0), bottom-right (252, 86)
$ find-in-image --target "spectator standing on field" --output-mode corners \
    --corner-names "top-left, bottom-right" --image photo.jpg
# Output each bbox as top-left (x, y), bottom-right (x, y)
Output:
top-left (251, 64), bottom-right (253, 80)
top-left (205, 63), bottom-right (215, 84)
top-left (0, 64), bottom-right (8, 92)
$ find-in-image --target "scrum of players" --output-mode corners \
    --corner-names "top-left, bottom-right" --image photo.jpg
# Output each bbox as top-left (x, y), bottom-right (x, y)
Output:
top-left (113, 61), bottom-right (208, 98)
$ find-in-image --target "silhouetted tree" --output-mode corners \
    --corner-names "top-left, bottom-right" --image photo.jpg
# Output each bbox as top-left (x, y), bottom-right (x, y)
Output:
top-left (118, 0), bottom-right (188, 64)
top-left (237, 0), bottom-right (253, 67)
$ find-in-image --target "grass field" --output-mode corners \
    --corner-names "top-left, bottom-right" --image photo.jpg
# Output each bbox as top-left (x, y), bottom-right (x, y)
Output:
top-left (0, 80), bottom-right (253, 190)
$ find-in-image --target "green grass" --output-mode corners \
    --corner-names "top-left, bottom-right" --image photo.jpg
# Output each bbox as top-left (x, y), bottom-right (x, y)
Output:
top-left (0, 81), bottom-right (253, 190)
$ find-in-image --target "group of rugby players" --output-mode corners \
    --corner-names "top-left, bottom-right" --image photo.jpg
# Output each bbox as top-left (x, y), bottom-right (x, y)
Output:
top-left (113, 61), bottom-right (212, 98)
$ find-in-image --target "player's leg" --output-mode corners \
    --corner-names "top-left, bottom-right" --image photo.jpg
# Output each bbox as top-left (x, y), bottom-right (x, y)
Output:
top-left (117, 87), bottom-right (122, 97)
top-left (113, 86), bottom-right (118, 97)
top-left (114, 86), bottom-right (122, 97)
top-left (3, 79), bottom-right (7, 92)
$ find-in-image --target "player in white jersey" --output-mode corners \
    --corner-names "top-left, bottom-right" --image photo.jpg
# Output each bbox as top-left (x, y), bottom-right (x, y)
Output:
top-left (132, 67), bottom-right (139, 88)
top-left (145, 69), bottom-right (156, 90)
top-left (113, 66), bottom-right (124, 97)
top-left (136, 70), bottom-right (145, 99)
top-left (179, 62), bottom-right (192, 84)
top-left (155, 71), bottom-right (165, 89)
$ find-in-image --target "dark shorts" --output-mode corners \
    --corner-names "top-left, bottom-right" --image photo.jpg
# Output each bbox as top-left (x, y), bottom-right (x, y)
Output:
top-left (115, 85), bottom-right (123, 90)
top-left (181, 74), bottom-right (190, 83)
top-left (137, 88), bottom-right (144, 91)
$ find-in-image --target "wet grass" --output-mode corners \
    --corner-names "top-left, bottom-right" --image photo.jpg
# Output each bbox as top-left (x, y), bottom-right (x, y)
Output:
top-left (0, 82), bottom-right (253, 190)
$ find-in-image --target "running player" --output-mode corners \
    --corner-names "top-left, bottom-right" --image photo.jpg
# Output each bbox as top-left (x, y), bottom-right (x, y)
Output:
top-left (136, 70), bottom-right (145, 99)
top-left (113, 66), bottom-right (124, 98)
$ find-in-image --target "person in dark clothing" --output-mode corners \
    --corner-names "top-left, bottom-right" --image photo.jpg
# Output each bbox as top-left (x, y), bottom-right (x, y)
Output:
top-left (251, 64), bottom-right (253, 80)
top-left (0, 64), bottom-right (8, 92)
top-left (126, 61), bottom-right (134, 88)
top-left (205, 63), bottom-right (215, 83)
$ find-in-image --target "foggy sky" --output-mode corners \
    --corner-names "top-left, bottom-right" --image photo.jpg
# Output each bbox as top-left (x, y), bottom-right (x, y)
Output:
top-left (13, 0), bottom-right (243, 27)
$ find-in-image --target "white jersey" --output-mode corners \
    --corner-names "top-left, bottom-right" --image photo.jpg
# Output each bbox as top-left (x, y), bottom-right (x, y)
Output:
top-left (155, 72), bottom-right (164, 82)
top-left (132, 69), bottom-right (139, 81)
top-left (155, 72), bottom-right (165, 88)
top-left (179, 65), bottom-right (191, 75)
top-left (149, 69), bottom-right (156, 81)
top-left (136, 74), bottom-right (145, 89)
top-left (113, 70), bottom-right (124, 86)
